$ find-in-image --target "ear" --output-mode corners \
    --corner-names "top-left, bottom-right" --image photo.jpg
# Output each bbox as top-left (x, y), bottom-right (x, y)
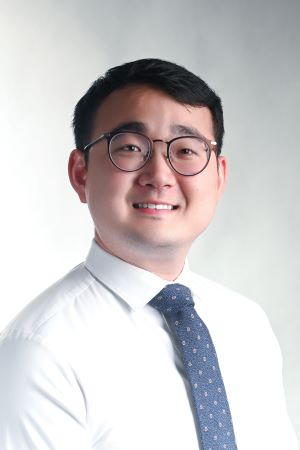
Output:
top-left (216, 156), bottom-right (227, 199)
top-left (68, 149), bottom-right (88, 203)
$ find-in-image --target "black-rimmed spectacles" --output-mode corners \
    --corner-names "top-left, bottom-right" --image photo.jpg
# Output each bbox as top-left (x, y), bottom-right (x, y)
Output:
top-left (83, 130), bottom-right (218, 176)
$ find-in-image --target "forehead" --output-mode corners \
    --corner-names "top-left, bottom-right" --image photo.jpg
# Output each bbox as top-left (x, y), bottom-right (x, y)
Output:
top-left (91, 84), bottom-right (215, 140)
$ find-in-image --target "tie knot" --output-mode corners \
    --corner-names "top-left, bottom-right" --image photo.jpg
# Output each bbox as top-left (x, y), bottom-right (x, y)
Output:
top-left (149, 283), bottom-right (194, 314)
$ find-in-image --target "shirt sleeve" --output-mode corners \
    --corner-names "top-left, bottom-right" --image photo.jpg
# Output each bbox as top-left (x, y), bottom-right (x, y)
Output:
top-left (0, 334), bottom-right (91, 450)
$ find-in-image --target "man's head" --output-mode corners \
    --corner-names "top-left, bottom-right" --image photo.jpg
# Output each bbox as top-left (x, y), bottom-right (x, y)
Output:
top-left (72, 58), bottom-right (224, 157)
top-left (69, 59), bottom-right (227, 279)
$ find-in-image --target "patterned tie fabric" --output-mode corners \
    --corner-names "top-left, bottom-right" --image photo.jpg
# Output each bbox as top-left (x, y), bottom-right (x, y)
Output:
top-left (149, 283), bottom-right (238, 450)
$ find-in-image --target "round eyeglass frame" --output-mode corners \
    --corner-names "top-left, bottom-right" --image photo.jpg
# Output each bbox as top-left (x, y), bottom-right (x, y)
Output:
top-left (83, 130), bottom-right (218, 176)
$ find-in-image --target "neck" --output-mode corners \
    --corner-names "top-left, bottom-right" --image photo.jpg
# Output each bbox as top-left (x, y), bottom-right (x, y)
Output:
top-left (95, 235), bottom-right (188, 281)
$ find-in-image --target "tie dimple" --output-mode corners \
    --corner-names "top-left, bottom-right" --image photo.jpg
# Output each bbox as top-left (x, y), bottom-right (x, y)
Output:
top-left (149, 283), bottom-right (238, 450)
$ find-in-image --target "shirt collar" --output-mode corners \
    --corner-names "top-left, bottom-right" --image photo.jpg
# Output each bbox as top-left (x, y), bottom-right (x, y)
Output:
top-left (84, 240), bottom-right (196, 311)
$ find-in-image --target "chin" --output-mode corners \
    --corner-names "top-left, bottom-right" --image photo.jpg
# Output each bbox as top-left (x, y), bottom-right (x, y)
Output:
top-left (127, 233), bottom-right (188, 254)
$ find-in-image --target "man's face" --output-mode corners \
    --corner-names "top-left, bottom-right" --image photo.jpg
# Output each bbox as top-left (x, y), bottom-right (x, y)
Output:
top-left (69, 84), bottom-right (226, 268)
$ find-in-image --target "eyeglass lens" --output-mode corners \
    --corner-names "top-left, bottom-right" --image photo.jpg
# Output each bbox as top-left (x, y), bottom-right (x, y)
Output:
top-left (109, 132), bottom-right (210, 175)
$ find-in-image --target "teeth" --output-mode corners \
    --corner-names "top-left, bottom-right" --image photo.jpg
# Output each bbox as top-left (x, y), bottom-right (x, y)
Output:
top-left (136, 203), bottom-right (174, 210)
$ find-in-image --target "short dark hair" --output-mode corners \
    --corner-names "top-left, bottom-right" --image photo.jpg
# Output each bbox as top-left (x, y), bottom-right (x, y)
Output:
top-left (72, 58), bottom-right (224, 155)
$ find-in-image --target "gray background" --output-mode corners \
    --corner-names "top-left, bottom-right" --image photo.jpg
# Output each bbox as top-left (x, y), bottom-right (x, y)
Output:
top-left (1, 0), bottom-right (299, 442)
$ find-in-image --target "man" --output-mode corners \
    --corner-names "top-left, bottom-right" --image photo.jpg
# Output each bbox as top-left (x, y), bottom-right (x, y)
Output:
top-left (0, 59), bottom-right (297, 449)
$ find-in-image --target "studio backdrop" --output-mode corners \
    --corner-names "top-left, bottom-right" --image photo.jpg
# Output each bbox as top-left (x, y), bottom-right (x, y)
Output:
top-left (1, 0), bottom-right (299, 441)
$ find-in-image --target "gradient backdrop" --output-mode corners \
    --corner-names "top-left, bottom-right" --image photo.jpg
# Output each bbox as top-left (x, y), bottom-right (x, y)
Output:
top-left (1, 0), bottom-right (299, 442)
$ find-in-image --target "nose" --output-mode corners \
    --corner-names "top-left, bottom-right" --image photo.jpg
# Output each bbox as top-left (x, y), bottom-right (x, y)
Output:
top-left (137, 141), bottom-right (177, 189)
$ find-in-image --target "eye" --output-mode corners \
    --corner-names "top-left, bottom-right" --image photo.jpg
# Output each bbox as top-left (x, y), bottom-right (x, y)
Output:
top-left (122, 145), bottom-right (141, 153)
top-left (180, 148), bottom-right (195, 155)
top-left (176, 147), bottom-right (200, 158)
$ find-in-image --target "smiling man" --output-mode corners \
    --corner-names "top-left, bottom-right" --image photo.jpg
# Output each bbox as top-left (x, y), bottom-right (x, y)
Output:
top-left (69, 83), bottom-right (225, 280)
top-left (0, 59), bottom-right (297, 450)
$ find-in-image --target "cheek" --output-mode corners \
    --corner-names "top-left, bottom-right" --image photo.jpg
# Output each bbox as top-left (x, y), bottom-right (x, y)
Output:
top-left (85, 167), bottom-right (133, 216)
top-left (184, 174), bottom-right (220, 204)
top-left (184, 177), bottom-right (221, 227)
top-left (84, 166), bottom-right (108, 218)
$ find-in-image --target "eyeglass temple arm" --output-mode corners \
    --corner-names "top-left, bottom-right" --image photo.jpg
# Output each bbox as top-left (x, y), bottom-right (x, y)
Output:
top-left (83, 134), bottom-right (107, 152)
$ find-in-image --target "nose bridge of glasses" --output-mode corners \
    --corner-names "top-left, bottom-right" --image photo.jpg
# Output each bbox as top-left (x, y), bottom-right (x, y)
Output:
top-left (151, 138), bottom-right (169, 160)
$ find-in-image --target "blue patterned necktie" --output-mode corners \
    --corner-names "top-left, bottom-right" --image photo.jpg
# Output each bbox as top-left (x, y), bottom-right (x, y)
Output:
top-left (149, 283), bottom-right (238, 450)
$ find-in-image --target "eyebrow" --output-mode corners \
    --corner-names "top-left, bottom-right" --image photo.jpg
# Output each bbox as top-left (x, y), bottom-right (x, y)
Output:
top-left (108, 121), bottom-right (147, 134)
top-left (170, 124), bottom-right (203, 138)
top-left (108, 121), bottom-right (204, 139)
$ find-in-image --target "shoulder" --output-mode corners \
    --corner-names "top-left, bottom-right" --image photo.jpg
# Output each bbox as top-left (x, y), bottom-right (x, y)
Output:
top-left (190, 271), bottom-right (264, 313)
top-left (189, 271), bottom-right (283, 367)
top-left (0, 262), bottom-right (97, 346)
top-left (189, 271), bottom-right (280, 344)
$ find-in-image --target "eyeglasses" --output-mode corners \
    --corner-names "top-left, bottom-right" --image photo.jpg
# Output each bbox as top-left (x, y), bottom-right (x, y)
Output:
top-left (83, 130), bottom-right (218, 176)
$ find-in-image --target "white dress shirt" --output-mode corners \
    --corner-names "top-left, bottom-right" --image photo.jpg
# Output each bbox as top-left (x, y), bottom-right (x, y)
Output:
top-left (0, 240), bottom-right (298, 450)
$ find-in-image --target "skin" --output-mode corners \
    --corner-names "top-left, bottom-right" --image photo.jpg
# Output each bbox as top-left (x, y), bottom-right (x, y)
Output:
top-left (68, 84), bottom-right (227, 280)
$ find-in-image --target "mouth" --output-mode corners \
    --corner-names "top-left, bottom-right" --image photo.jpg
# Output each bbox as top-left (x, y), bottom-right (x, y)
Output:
top-left (133, 203), bottom-right (178, 210)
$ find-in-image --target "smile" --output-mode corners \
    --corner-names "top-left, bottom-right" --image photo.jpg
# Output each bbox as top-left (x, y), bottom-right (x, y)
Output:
top-left (133, 203), bottom-right (178, 210)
